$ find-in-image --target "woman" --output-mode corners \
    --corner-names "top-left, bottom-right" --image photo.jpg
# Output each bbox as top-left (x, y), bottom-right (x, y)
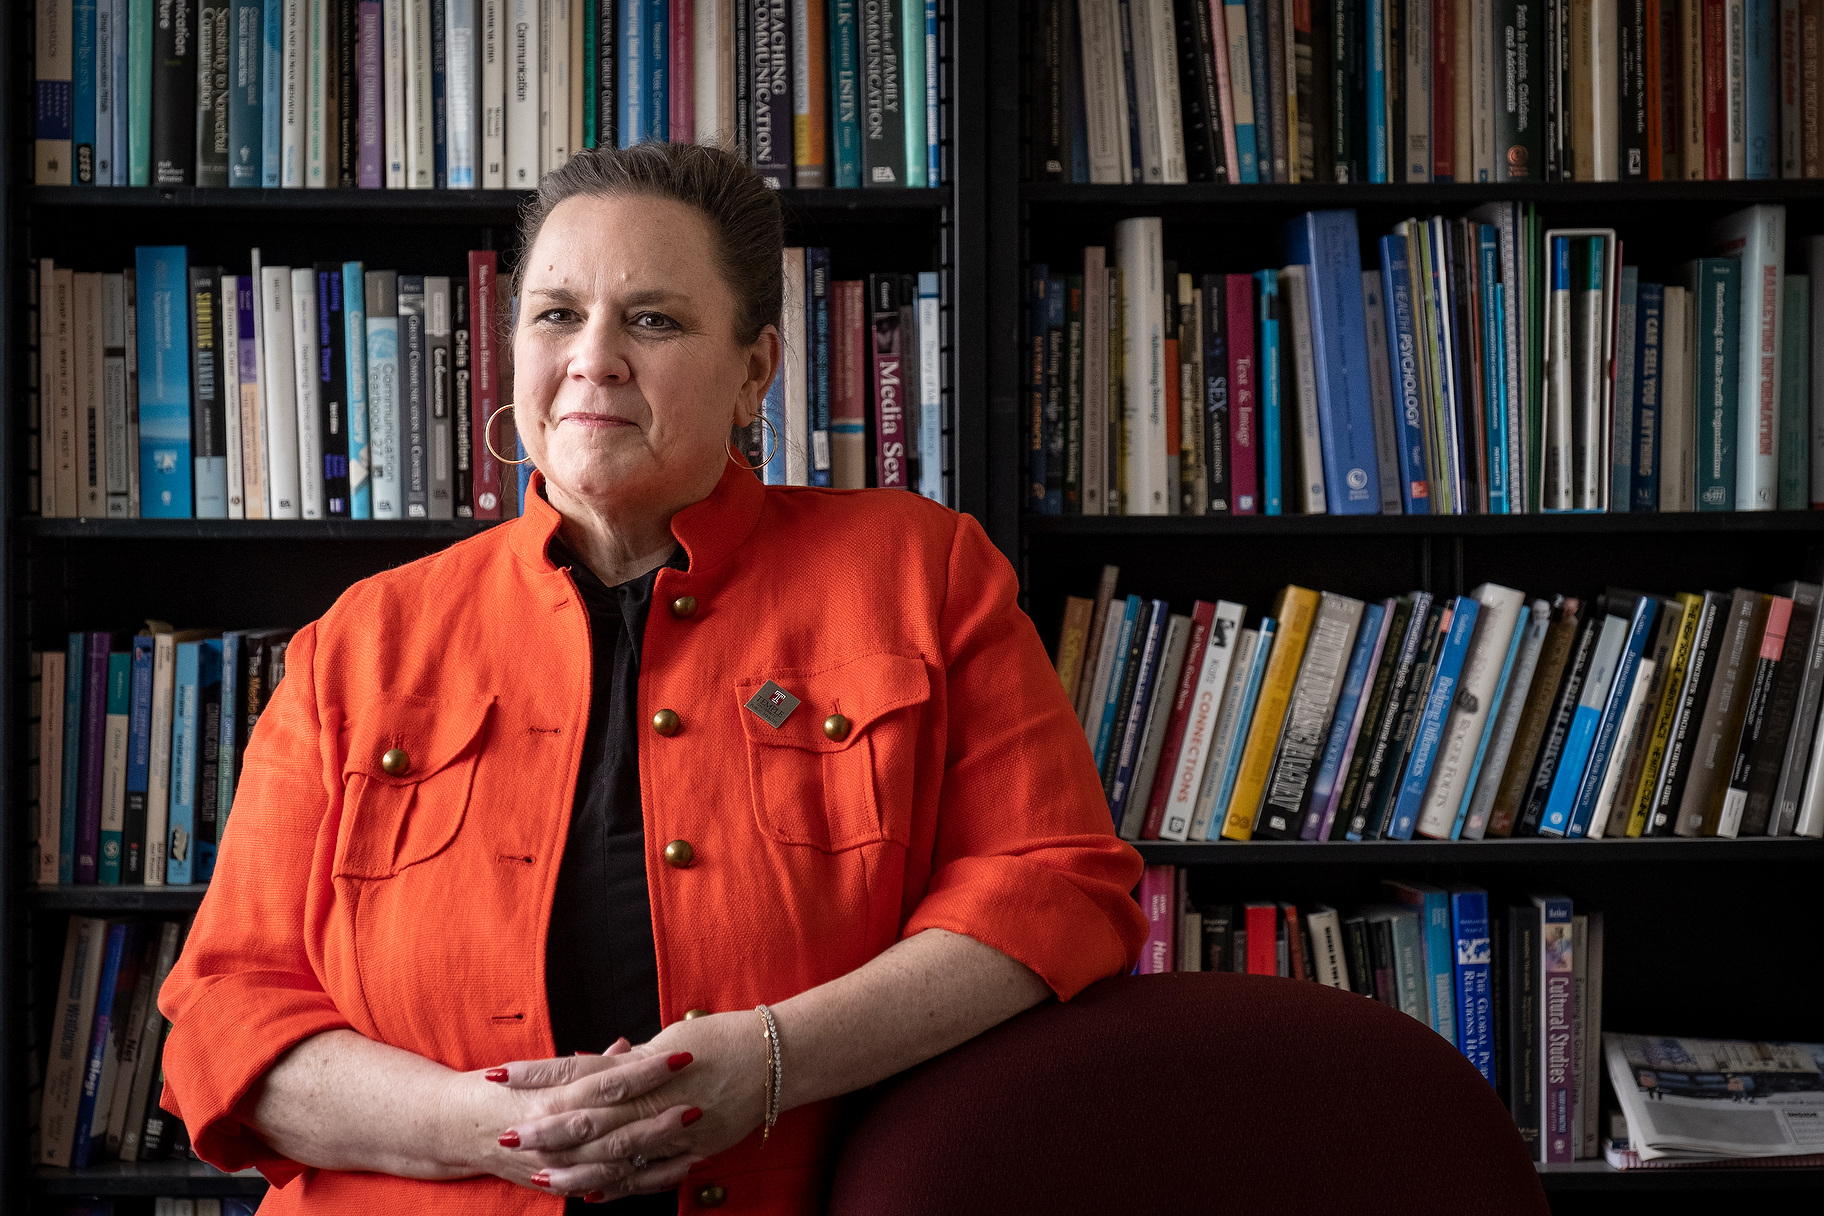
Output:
top-left (157, 143), bottom-right (1145, 1214)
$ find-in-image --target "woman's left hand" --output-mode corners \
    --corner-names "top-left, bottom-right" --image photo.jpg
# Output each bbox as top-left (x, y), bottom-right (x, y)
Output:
top-left (493, 1011), bottom-right (771, 1200)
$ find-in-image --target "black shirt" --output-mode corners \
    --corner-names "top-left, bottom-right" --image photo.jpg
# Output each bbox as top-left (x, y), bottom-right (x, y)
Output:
top-left (545, 543), bottom-right (686, 1214)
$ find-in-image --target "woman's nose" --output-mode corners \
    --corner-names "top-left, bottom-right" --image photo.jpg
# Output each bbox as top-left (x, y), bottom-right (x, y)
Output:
top-left (568, 323), bottom-right (631, 385)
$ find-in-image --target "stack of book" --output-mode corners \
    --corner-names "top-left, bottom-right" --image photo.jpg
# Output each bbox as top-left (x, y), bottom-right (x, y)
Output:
top-left (33, 0), bottom-right (940, 190)
top-left (1031, 206), bottom-right (1819, 516)
top-left (1136, 867), bottom-right (1605, 1163)
top-left (1029, 0), bottom-right (1824, 184)
top-left (30, 626), bottom-right (295, 888)
top-left (28, 247), bottom-right (942, 519)
top-left (1604, 1034), bottom-right (1824, 1168)
top-left (40, 917), bottom-right (194, 1171)
top-left (1057, 566), bottom-right (1824, 842)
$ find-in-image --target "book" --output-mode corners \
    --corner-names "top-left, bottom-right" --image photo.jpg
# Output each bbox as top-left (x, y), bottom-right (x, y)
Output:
top-left (289, 268), bottom-right (325, 518)
top-left (1386, 880), bottom-right (1458, 1039)
top-left (1364, 905), bottom-right (1428, 1023)
top-left (1709, 205), bottom-right (1786, 509)
top-left (859, 0), bottom-right (902, 184)
top-left (1534, 892), bottom-right (1575, 1162)
top-left (71, 920), bottom-right (131, 1167)
top-left (98, 652), bottom-right (131, 884)
top-left (42, 917), bottom-right (108, 1166)
top-left (1771, 582), bottom-right (1824, 835)
top-left (1285, 209), bottom-right (1384, 513)
top-left (1345, 591), bottom-right (1433, 838)
top-left (868, 272), bottom-right (908, 489)
top-left (135, 247), bottom-right (193, 518)
top-left (1684, 257), bottom-right (1741, 511)
top-left (1156, 601), bottom-right (1247, 840)
top-left (1676, 588), bottom-right (1772, 835)
top-left (1116, 612), bottom-right (1193, 837)
top-left (1720, 591), bottom-right (1798, 835)
top-left (1256, 590), bottom-right (1364, 839)
top-left (1648, 590), bottom-right (1730, 834)
top-left (315, 264), bottom-right (353, 518)
top-left (117, 922), bottom-right (181, 1162)
top-left (1221, 584), bottom-right (1319, 840)
top-left (1189, 620), bottom-right (1271, 840)
top-left (1624, 592), bottom-right (1705, 835)
top-left (259, 261), bottom-right (300, 518)
top-left (121, 634), bottom-right (154, 883)
top-left (37, 650), bottom-right (67, 886)
top-left (1304, 599), bottom-right (1391, 839)
top-left (425, 275), bottom-right (454, 518)
top-left (1416, 584), bottom-right (1526, 839)
top-left (364, 270), bottom-right (402, 519)
top-left (1778, 274), bottom-right (1810, 508)
top-left (1564, 594), bottom-right (1660, 837)
top-left (1538, 608), bottom-right (1631, 836)
top-left (1115, 217), bottom-right (1170, 514)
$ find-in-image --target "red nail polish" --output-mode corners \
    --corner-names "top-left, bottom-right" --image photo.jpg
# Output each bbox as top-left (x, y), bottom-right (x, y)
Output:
top-left (484, 1068), bottom-right (509, 1083)
top-left (668, 1052), bottom-right (693, 1072)
top-left (498, 1131), bottom-right (520, 1148)
top-left (682, 1107), bottom-right (703, 1127)
top-left (530, 1172), bottom-right (551, 1188)
top-left (584, 1192), bottom-right (607, 1204)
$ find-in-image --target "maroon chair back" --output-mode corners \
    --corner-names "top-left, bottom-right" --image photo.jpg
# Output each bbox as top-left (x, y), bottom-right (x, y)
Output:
top-left (829, 972), bottom-right (1548, 1216)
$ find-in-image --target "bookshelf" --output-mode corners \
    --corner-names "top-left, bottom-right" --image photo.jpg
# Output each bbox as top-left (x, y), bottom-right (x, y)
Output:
top-left (993, 1), bottom-right (1824, 1209)
top-left (1, 2), bottom-right (990, 1208)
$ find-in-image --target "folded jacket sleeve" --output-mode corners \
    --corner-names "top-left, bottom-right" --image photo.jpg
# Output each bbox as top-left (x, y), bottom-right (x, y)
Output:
top-left (155, 621), bottom-right (355, 1185)
top-left (902, 513), bottom-right (1147, 998)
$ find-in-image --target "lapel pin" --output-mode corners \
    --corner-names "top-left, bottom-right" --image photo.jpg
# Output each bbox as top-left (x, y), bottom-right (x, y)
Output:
top-left (744, 680), bottom-right (802, 730)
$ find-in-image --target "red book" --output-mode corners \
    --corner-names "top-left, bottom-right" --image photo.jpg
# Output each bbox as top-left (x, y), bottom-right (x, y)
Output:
top-left (1140, 601), bottom-right (1218, 839)
top-left (1225, 274), bottom-right (1259, 515)
top-left (670, 0), bottom-right (694, 140)
top-left (466, 251), bottom-right (502, 519)
top-left (1245, 902), bottom-right (1279, 975)
top-left (1645, 0), bottom-right (1664, 179)
top-left (1432, 0), bottom-right (1455, 180)
top-left (1705, 0), bottom-right (1728, 179)
top-left (1136, 865), bottom-right (1177, 974)
top-left (829, 280), bottom-right (867, 488)
top-left (868, 274), bottom-right (908, 489)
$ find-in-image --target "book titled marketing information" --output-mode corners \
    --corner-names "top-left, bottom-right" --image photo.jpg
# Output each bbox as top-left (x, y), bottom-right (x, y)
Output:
top-left (1285, 210), bottom-right (1383, 514)
top-left (1710, 204), bottom-right (1787, 510)
top-left (134, 247), bottom-right (193, 518)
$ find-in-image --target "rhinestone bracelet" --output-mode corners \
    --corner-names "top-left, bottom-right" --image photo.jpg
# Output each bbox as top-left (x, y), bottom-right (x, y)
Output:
top-left (755, 1004), bottom-right (782, 1145)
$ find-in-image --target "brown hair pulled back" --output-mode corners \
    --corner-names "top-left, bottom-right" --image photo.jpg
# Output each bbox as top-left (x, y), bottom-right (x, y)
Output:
top-left (510, 142), bottom-right (785, 345)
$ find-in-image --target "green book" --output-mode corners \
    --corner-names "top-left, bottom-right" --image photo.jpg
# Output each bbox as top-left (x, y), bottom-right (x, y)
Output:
top-left (98, 653), bottom-right (131, 884)
top-left (1779, 275), bottom-right (1810, 510)
top-left (1494, 0), bottom-right (1543, 181)
top-left (128, 0), bottom-right (153, 185)
top-left (1683, 258), bottom-right (1740, 513)
top-left (582, 0), bottom-right (597, 149)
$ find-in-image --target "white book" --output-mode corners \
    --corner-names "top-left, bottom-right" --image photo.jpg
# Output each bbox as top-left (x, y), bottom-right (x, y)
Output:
top-left (1159, 601), bottom-right (1247, 842)
top-left (1727, 0), bottom-right (1748, 178)
top-left (1471, 0), bottom-right (1495, 180)
top-left (1461, 598), bottom-right (1552, 839)
top-left (307, 0), bottom-right (329, 185)
top-left (281, 0), bottom-right (307, 187)
top-left (1125, 0), bottom-right (1164, 182)
top-left (1082, 246), bottom-right (1107, 514)
top-left (1223, 1), bottom-right (1254, 184)
top-left (916, 272), bottom-right (942, 503)
top-left (384, 0), bottom-right (407, 187)
top-left (1589, 0), bottom-right (1620, 180)
top-left (541, 0), bottom-right (571, 175)
top-left (220, 275), bottom-right (245, 518)
top-left (1257, 592), bottom-right (1363, 840)
top-left (782, 248), bottom-right (808, 484)
top-left (1712, 204), bottom-right (1786, 509)
top-left (290, 268), bottom-right (325, 518)
top-left (1280, 263), bottom-right (1327, 514)
top-left (1415, 583), bottom-right (1526, 839)
top-left (507, 0), bottom-right (540, 187)
top-left (39, 259), bottom-right (59, 517)
top-left (405, 0), bottom-right (434, 187)
top-left (1659, 284), bottom-right (1692, 511)
top-left (1140, 0), bottom-right (1186, 183)
top-left (366, 273), bottom-right (403, 519)
top-left (1080, 603), bottom-right (1128, 735)
top-left (247, 250), bottom-right (272, 518)
top-left (481, 0), bottom-right (506, 186)
top-left (145, 629), bottom-right (179, 884)
top-left (36, 652), bottom-right (64, 886)
top-left (73, 272), bottom-right (105, 519)
top-left (447, 0), bottom-right (478, 186)
top-left (1360, 271), bottom-right (1404, 514)
top-left (1118, 613), bottom-right (1193, 840)
top-left (694, 0), bottom-right (724, 144)
top-left (1188, 626), bottom-right (1263, 841)
top-left (1587, 658), bottom-right (1656, 839)
top-left (1113, 217), bottom-right (1169, 514)
top-left (1404, 0), bottom-right (1431, 180)
top-left (1305, 906), bottom-right (1348, 987)
top-left (102, 275), bottom-right (131, 519)
top-left (260, 265), bottom-right (302, 519)
top-left (1078, 0), bottom-right (1127, 183)
top-left (98, 673), bottom-right (129, 897)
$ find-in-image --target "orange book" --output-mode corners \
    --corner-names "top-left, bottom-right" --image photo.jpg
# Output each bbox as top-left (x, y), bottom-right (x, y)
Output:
top-left (794, 0), bottom-right (829, 186)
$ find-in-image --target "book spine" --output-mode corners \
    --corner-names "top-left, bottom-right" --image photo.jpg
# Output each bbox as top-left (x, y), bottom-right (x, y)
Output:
top-left (363, 271), bottom-right (400, 517)
top-left (398, 275), bottom-right (429, 516)
top-left (1777, 275), bottom-right (1808, 507)
top-left (1380, 235), bottom-right (1432, 510)
top-left (220, 274), bottom-right (244, 517)
top-left (1258, 595), bottom-right (1364, 838)
top-left (216, 633), bottom-right (241, 841)
top-left (467, 252), bottom-right (501, 516)
top-left (37, 0), bottom-right (77, 185)
top-left (341, 264), bottom-right (369, 518)
top-left (869, 273), bottom-right (907, 488)
top-left (1226, 273), bottom-right (1258, 513)
top-left (193, 639), bottom-right (222, 878)
top-left (227, 0), bottom-right (262, 183)
top-left (506, 0), bottom-right (536, 184)
top-left (1041, 272), bottom-right (1064, 512)
top-left (1389, 597), bottom-right (1481, 838)
top-left (1691, 258), bottom-right (1740, 510)
top-left (197, 0), bottom-right (232, 185)
top-left (1116, 609), bottom-right (1189, 835)
top-left (75, 0), bottom-right (98, 183)
top-left (135, 247), bottom-right (194, 518)
top-left (166, 643), bottom-right (198, 884)
top-left (1221, 587), bottom-right (1319, 840)
top-left (316, 266), bottom-right (352, 516)
top-left (1721, 595), bottom-right (1794, 834)
top-left (122, 638), bottom-right (153, 883)
top-left (36, 652), bottom-right (65, 885)
top-left (1304, 601), bottom-right (1388, 839)
top-left (70, 922), bottom-right (130, 1167)
top-left (750, 1), bottom-right (793, 185)
top-left (75, 637), bottom-right (112, 885)
top-left (1631, 281), bottom-right (1664, 510)
top-left (1451, 889), bottom-right (1495, 1084)
top-left (828, 0), bottom-right (860, 184)
top-left (189, 266), bottom-right (229, 517)
top-left (424, 277), bottom-right (453, 517)
top-left (1258, 269), bottom-right (1284, 513)
top-left (452, 283), bottom-right (473, 516)
top-left (58, 636), bottom-right (86, 885)
top-left (1567, 598), bottom-right (1659, 836)
top-left (1677, 591), bottom-right (1767, 833)
top-left (446, 0), bottom-right (476, 184)
top-left (859, 0), bottom-right (903, 183)
top-left (1197, 274), bottom-right (1228, 513)
top-left (1536, 894), bottom-right (1574, 1161)
top-left (287, 269), bottom-right (323, 517)
top-left (280, 0), bottom-right (305, 185)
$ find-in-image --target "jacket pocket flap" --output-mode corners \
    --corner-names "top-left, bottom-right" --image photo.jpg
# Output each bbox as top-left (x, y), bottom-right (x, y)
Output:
top-left (341, 693), bottom-right (495, 783)
top-left (736, 653), bottom-right (930, 752)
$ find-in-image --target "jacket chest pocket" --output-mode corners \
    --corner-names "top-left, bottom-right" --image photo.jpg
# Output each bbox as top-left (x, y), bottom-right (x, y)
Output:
top-left (736, 653), bottom-right (931, 853)
top-left (334, 693), bottom-right (495, 879)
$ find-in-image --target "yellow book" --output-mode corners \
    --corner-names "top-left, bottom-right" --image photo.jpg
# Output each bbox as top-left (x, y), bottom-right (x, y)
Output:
top-left (1055, 596), bottom-right (1095, 702)
top-left (1220, 585), bottom-right (1320, 841)
top-left (1625, 592), bottom-right (1704, 836)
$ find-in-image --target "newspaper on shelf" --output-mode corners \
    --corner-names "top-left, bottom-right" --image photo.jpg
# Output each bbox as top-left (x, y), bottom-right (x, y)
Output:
top-left (1604, 1033), bottom-right (1824, 1163)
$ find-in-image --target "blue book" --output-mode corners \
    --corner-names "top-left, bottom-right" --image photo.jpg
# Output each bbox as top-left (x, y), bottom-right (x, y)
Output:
top-left (98, 653), bottom-right (131, 884)
top-left (1365, 0), bottom-right (1386, 182)
top-left (1108, 600), bottom-right (1172, 827)
top-left (70, 921), bottom-right (131, 1168)
top-left (762, 331), bottom-right (788, 485)
top-left (1565, 596), bottom-right (1659, 837)
top-left (135, 246), bottom-right (194, 517)
top-left (1631, 282), bottom-right (1664, 512)
top-left (1745, 0), bottom-right (1777, 179)
top-left (1450, 611), bottom-right (1530, 839)
top-left (1540, 612), bottom-right (1631, 835)
top-left (1244, 0), bottom-right (1272, 179)
top-left (167, 640), bottom-right (201, 884)
top-left (917, 271), bottom-right (943, 500)
top-left (74, 0), bottom-right (98, 183)
top-left (647, 0), bottom-right (668, 141)
top-left (60, 634), bottom-right (87, 885)
top-left (261, 0), bottom-right (282, 185)
top-left (1388, 596), bottom-right (1481, 839)
top-left (1448, 888), bottom-right (1495, 1085)
top-left (1379, 236), bottom-right (1431, 514)
top-left (194, 638), bottom-right (223, 879)
top-left (228, 0), bottom-right (263, 185)
top-left (619, 0), bottom-right (645, 148)
top-left (1257, 270), bottom-right (1282, 515)
top-left (1093, 596), bottom-right (1145, 769)
top-left (343, 263), bottom-right (371, 519)
top-left (1479, 227), bottom-right (1508, 513)
top-left (808, 249), bottom-right (833, 486)
top-left (828, 0), bottom-right (861, 186)
top-left (431, 0), bottom-right (449, 186)
top-left (902, 0), bottom-right (927, 186)
top-left (926, 0), bottom-right (941, 183)
top-left (1301, 601), bottom-right (1386, 839)
top-left (1205, 618), bottom-right (1276, 838)
top-left (1028, 266), bottom-right (1050, 511)
top-left (1285, 211), bottom-right (1383, 514)
top-left (1687, 258), bottom-right (1739, 511)
top-left (1384, 881), bottom-right (1457, 1040)
top-left (123, 635), bottom-right (154, 884)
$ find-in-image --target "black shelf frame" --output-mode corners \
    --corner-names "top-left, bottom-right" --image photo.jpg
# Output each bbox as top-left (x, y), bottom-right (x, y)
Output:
top-left (1021, 178), bottom-right (1824, 207)
top-left (28, 885), bottom-right (211, 912)
top-left (34, 1160), bottom-right (268, 1197)
top-left (22, 517), bottom-right (501, 541)
top-left (1023, 509), bottom-right (1824, 538)
top-left (1131, 837), bottom-right (1824, 867)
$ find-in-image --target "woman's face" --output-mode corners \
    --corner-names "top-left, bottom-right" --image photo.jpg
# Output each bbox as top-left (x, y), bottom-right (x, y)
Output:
top-left (513, 192), bottom-right (778, 521)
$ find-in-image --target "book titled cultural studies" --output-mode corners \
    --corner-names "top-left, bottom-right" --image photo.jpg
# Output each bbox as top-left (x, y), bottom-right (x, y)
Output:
top-left (1284, 210), bottom-right (1382, 514)
top-left (1534, 893), bottom-right (1575, 1163)
top-left (134, 247), bottom-right (193, 517)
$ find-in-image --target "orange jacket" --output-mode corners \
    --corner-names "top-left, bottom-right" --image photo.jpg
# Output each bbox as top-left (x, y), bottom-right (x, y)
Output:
top-left (157, 462), bottom-right (1146, 1214)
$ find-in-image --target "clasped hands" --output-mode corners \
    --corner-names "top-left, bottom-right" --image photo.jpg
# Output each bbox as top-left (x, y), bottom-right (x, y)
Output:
top-left (474, 1011), bottom-right (768, 1202)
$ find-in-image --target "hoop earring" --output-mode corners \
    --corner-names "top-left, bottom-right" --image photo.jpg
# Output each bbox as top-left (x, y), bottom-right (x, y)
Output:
top-left (726, 414), bottom-right (780, 473)
top-left (485, 403), bottom-right (534, 466)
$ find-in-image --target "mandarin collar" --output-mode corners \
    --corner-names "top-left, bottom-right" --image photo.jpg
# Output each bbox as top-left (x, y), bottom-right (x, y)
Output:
top-left (508, 460), bottom-right (765, 577)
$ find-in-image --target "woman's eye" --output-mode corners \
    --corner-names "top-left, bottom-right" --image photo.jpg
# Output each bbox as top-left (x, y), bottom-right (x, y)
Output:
top-left (633, 312), bottom-right (677, 331)
top-left (538, 308), bottom-right (576, 325)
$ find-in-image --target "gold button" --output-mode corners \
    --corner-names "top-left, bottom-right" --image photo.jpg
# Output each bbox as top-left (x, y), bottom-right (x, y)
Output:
top-left (683, 1008), bottom-right (709, 1020)
top-left (663, 839), bottom-right (695, 868)
top-left (380, 747), bottom-right (410, 776)
top-left (823, 713), bottom-right (850, 742)
top-left (695, 1185), bottom-right (727, 1208)
top-left (651, 708), bottom-right (680, 736)
top-left (670, 595), bottom-right (698, 618)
